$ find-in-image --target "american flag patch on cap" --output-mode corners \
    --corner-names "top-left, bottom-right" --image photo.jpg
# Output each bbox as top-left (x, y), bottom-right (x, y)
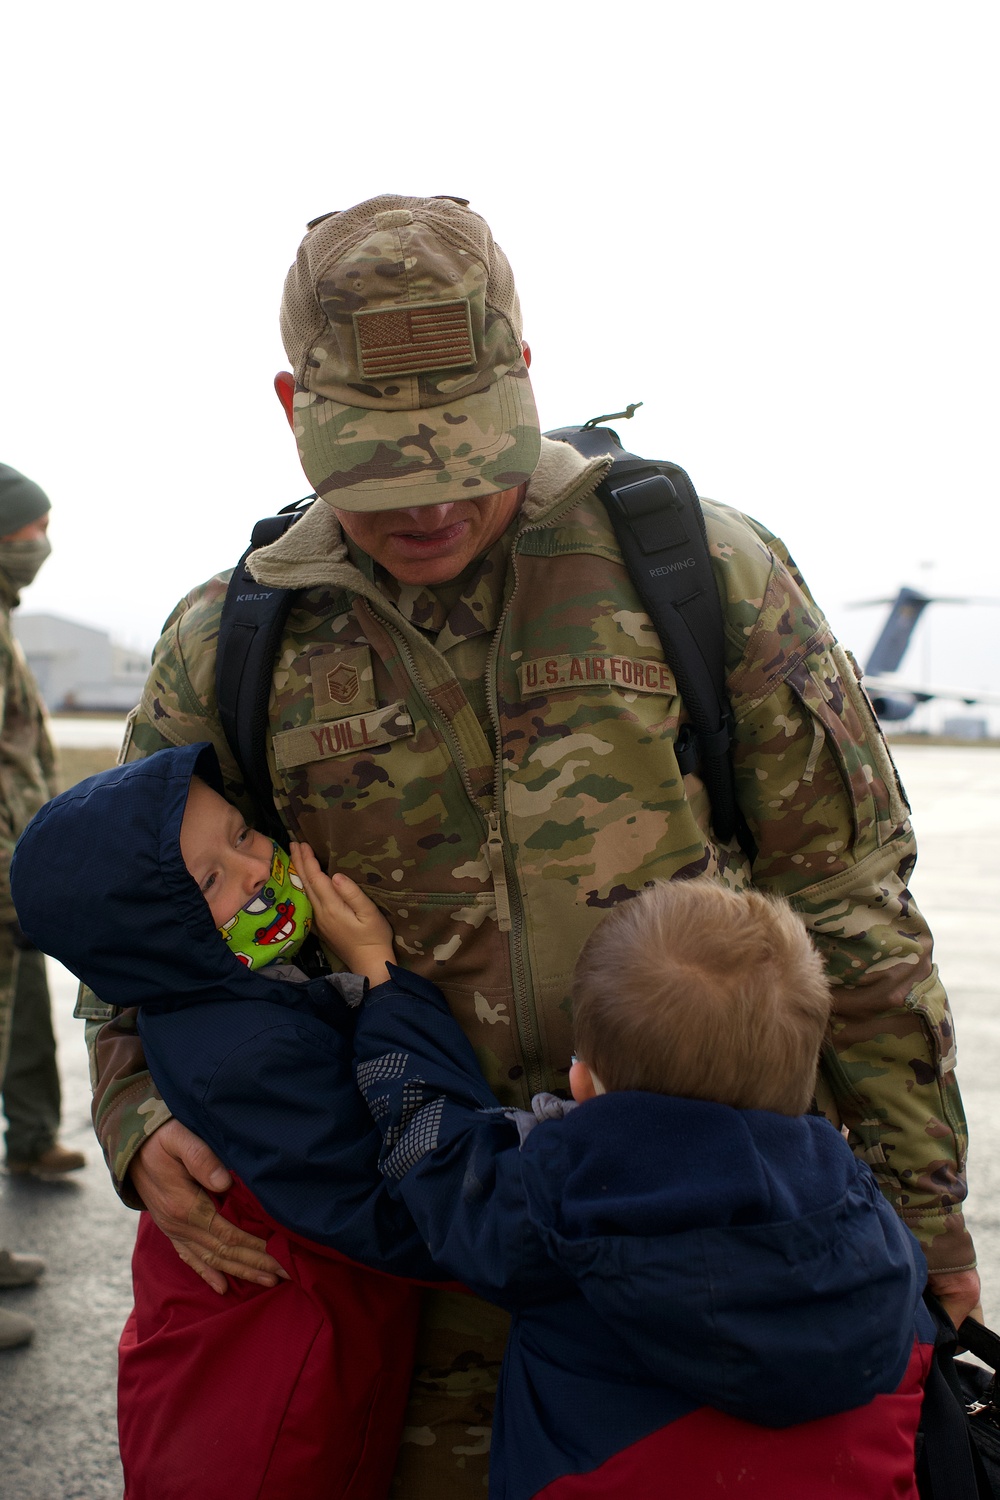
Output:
top-left (354, 300), bottom-right (475, 379)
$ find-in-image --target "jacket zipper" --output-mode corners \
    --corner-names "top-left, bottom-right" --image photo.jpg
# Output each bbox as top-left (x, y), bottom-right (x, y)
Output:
top-left (480, 471), bottom-right (612, 1098)
top-left (485, 811), bottom-right (512, 931)
top-left (484, 538), bottom-right (546, 1096)
top-left (368, 599), bottom-right (542, 1093)
top-left (372, 610), bottom-right (478, 799)
top-left (368, 609), bottom-right (521, 940)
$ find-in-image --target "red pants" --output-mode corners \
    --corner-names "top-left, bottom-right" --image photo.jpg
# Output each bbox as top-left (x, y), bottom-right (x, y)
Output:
top-left (118, 1178), bottom-right (422, 1500)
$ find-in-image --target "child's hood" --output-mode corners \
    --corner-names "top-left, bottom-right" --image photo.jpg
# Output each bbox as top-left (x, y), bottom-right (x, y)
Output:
top-left (10, 742), bottom-right (338, 1013)
top-left (519, 1092), bottom-right (926, 1427)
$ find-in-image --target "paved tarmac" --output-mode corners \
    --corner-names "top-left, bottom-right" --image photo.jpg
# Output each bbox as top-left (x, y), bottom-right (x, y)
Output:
top-left (893, 746), bottom-right (1000, 1313)
top-left (0, 742), bottom-right (997, 1498)
top-left (0, 970), bottom-right (132, 1498)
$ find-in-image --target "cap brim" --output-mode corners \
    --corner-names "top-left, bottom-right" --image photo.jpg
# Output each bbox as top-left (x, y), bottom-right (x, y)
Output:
top-left (292, 363), bottom-right (541, 513)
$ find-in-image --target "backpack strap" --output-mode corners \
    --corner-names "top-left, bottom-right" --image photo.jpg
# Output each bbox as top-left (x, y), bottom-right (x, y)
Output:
top-left (545, 424), bottom-right (756, 862)
top-left (215, 500), bottom-right (312, 842)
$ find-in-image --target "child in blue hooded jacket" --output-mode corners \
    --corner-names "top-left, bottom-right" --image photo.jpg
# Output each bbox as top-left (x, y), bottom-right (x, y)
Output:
top-left (10, 742), bottom-right (444, 1500)
top-left (12, 744), bottom-right (932, 1500)
top-left (290, 848), bottom-right (935, 1500)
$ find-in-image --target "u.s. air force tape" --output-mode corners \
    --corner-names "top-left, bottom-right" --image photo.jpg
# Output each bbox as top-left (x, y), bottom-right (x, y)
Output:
top-left (518, 654), bottom-right (677, 695)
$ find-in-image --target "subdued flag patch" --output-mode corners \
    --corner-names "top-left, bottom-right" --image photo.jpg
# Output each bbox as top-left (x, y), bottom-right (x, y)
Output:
top-left (354, 301), bottom-right (475, 379)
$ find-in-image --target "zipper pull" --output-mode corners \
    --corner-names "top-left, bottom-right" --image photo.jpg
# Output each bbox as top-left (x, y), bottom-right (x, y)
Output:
top-left (486, 812), bottom-right (513, 933)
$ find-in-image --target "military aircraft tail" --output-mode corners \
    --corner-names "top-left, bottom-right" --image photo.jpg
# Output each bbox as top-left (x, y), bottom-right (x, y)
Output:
top-left (864, 588), bottom-right (933, 675)
top-left (849, 588), bottom-right (1000, 722)
top-left (855, 587), bottom-right (975, 675)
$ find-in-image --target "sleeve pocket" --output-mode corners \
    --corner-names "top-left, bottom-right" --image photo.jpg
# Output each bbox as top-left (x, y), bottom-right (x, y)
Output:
top-left (786, 642), bottom-right (909, 855)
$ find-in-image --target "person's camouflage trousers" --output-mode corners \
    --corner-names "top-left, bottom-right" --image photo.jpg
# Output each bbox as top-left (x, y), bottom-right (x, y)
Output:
top-left (0, 929), bottom-right (18, 1084)
top-left (389, 1290), bottom-right (507, 1497)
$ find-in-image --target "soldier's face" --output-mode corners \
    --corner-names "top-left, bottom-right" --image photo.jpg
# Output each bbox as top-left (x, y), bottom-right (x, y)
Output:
top-left (273, 367), bottom-right (529, 585)
top-left (1, 514), bottom-right (49, 544)
top-left (330, 487), bottom-right (525, 586)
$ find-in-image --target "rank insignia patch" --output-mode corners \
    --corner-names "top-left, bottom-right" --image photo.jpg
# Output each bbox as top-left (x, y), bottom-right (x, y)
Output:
top-left (326, 663), bottom-right (359, 704)
top-left (309, 646), bottom-right (378, 721)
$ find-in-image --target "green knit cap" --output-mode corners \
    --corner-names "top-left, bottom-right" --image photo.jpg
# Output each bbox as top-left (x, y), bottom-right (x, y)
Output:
top-left (0, 465), bottom-right (50, 536)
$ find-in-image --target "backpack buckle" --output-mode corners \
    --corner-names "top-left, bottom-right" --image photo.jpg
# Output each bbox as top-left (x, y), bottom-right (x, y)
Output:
top-left (608, 473), bottom-right (688, 555)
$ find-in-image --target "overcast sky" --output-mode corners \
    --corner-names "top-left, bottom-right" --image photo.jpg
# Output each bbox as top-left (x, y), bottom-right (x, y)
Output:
top-left (2, 2), bottom-right (997, 725)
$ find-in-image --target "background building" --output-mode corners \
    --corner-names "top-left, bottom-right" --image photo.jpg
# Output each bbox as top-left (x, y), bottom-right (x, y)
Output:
top-left (13, 613), bottom-right (148, 713)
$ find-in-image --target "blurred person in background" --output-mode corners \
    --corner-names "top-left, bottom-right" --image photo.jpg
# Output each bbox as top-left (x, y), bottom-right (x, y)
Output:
top-left (0, 463), bottom-right (84, 1351)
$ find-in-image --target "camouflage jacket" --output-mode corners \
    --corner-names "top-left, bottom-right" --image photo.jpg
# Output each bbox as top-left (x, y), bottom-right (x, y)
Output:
top-left (82, 437), bottom-right (973, 1274)
top-left (0, 578), bottom-right (57, 924)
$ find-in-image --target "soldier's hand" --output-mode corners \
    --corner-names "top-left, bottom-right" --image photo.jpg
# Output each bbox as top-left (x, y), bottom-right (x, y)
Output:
top-left (927, 1267), bottom-right (982, 1329)
top-left (130, 1120), bottom-right (288, 1296)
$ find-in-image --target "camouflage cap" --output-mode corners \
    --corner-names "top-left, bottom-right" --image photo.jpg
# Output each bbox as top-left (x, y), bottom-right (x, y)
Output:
top-left (280, 194), bottom-right (540, 513)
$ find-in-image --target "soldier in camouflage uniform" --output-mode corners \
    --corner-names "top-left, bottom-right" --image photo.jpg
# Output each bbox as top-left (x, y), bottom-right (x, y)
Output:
top-left (80, 196), bottom-right (979, 1493)
top-left (0, 463), bottom-right (82, 1352)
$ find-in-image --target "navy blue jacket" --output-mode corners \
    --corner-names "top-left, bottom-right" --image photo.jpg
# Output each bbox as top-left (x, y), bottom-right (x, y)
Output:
top-left (10, 743), bottom-right (437, 1278)
top-left (354, 967), bottom-right (933, 1499)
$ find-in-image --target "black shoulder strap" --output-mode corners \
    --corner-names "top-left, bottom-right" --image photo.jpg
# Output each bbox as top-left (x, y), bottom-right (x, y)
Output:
top-left (546, 423), bottom-right (756, 862)
top-left (215, 499), bottom-right (312, 842)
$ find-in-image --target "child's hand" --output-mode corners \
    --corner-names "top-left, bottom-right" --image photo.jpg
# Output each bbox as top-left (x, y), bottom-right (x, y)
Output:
top-left (290, 842), bottom-right (395, 987)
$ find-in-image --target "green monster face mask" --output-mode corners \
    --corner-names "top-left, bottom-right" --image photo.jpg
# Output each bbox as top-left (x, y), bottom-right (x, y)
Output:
top-left (217, 843), bottom-right (313, 970)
